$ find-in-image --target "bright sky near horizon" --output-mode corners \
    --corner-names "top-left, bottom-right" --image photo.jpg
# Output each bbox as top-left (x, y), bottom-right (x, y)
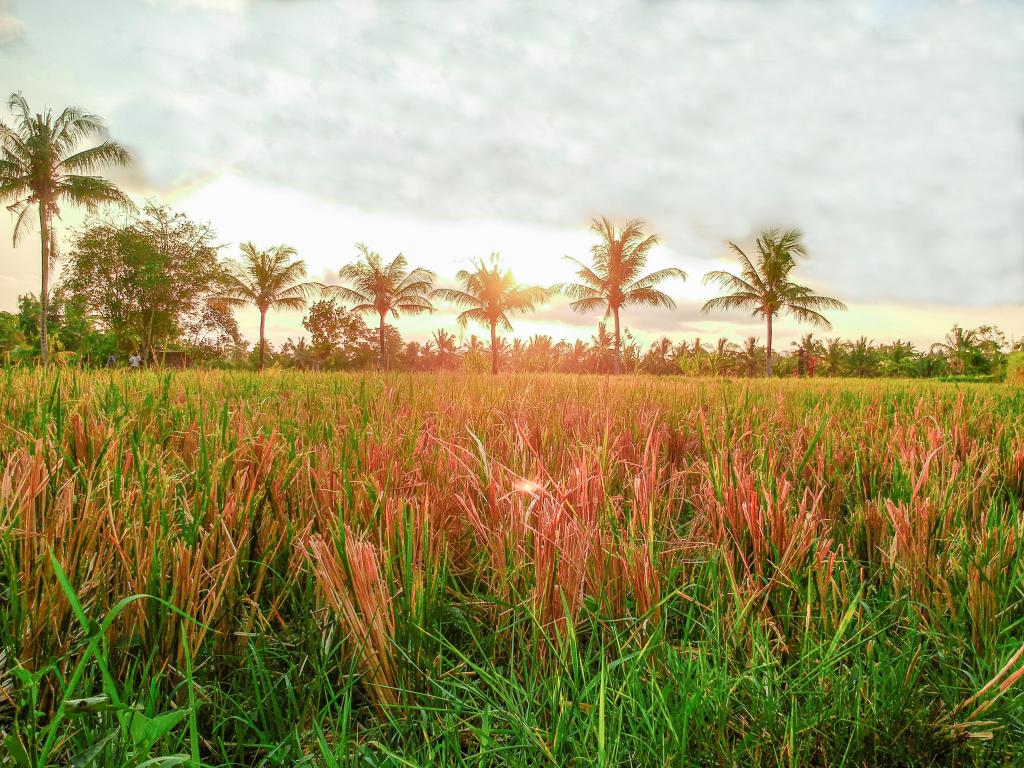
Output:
top-left (0, 0), bottom-right (1022, 351)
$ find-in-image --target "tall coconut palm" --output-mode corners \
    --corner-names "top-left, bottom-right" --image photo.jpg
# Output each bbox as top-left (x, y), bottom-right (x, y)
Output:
top-left (432, 253), bottom-right (549, 374)
top-left (0, 93), bottom-right (133, 363)
top-left (218, 242), bottom-right (319, 370)
top-left (702, 228), bottom-right (846, 376)
top-left (557, 217), bottom-right (686, 373)
top-left (333, 243), bottom-right (435, 369)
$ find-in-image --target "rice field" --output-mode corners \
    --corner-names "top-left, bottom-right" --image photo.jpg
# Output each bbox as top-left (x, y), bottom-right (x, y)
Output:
top-left (1, 370), bottom-right (1023, 767)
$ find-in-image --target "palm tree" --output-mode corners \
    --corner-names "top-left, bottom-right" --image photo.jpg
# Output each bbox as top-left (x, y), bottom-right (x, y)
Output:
top-left (822, 337), bottom-right (846, 377)
top-left (463, 335), bottom-right (487, 356)
top-left (590, 321), bottom-right (616, 372)
top-left (558, 217), bottom-right (686, 373)
top-left (931, 325), bottom-right (978, 375)
top-left (702, 228), bottom-right (846, 376)
top-left (880, 339), bottom-right (917, 377)
top-left (791, 333), bottom-right (820, 377)
top-left (642, 337), bottom-right (675, 375)
top-left (218, 242), bottom-right (319, 370)
top-left (562, 339), bottom-right (589, 373)
top-left (707, 337), bottom-right (737, 376)
top-left (846, 336), bottom-right (877, 377)
top-left (334, 243), bottom-right (435, 369)
top-left (431, 329), bottom-right (459, 370)
top-left (432, 253), bottom-right (549, 374)
top-left (0, 92), bottom-right (133, 363)
top-left (736, 337), bottom-right (764, 377)
top-left (525, 334), bottom-right (557, 372)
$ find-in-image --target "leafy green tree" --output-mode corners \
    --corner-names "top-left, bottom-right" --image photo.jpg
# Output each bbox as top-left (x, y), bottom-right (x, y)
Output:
top-left (302, 299), bottom-right (378, 369)
top-left (878, 339), bottom-right (917, 378)
top-left (433, 254), bottom-right (549, 374)
top-left (180, 299), bottom-right (244, 362)
top-left (558, 218), bottom-right (686, 373)
top-left (0, 92), bottom-right (133, 364)
top-left (0, 311), bottom-right (25, 358)
top-left (334, 244), bottom-right (435, 369)
top-left (702, 229), bottom-right (846, 376)
top-left (218, 242), bottom-right (319, 370)
top-left (55, 292), bottom-right (92, 355)
top-left (16, 292), bottom-right (55, 349)
top-left (972, 325), bottom-right (1008, 376)
top-left (62, 204), bottom-right (227, 362)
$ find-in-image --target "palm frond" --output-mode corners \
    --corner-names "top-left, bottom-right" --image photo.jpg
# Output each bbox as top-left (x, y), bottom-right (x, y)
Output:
top-left (702, 270), bottom-right (756, 294)
top-left (55, 175), bottom-right (134, 212)
top-left (701, 294), bottom-right (762, 315)
top-left (622, 287), bottom-right (676, 310)
top-left (504, 285), bottom-right (550, 315)
top-left (431, 287), bottom-right (478, 307)
top-left (58, 141), bottom-right (132, 174)
top-left (568, 296), bottom-right (610, 315)
top-left (783, 304), bottom-right (833, 329)
top-left (629, 267), bottom-right (687, 291)
top-left (555, 282), bottom-right (604, 303)
top-left (327, 285), bottom-right (371, 306)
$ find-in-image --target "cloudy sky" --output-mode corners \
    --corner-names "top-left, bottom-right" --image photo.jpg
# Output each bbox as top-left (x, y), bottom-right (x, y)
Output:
top-left (1, 0), bottom-right (1022, 349)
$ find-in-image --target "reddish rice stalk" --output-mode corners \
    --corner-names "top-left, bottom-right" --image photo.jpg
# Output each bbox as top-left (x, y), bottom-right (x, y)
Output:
top-left (304, 531), bottom-right (400, 713)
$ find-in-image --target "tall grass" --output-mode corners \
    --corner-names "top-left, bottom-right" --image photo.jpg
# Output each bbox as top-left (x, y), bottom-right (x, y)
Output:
top-left (0, 370), bottom-right (1022, 766)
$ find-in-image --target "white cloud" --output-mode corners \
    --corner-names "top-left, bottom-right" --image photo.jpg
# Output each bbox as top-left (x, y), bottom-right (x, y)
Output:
top-left (1, 0), bottom-right (1022, 328)
top-left (0, 1), bottom-right (23, 42)
top-left (97, 0), bottom-right (1024, 306)
top-left (149, 0), bottom-right (249, 11)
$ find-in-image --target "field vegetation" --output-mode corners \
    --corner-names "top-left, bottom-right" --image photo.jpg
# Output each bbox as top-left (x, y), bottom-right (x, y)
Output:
top-left (1, 370), bottom-right (1022, 766)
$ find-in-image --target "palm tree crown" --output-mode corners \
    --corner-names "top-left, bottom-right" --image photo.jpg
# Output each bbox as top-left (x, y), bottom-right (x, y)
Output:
top-left (333, 243), bottom-right (435, 369)
top-left (558, 217), bottom-right (686, 373)
top-left (218, 242), bottom-right (319, 369)
top-left (702, 228), bottom-right (845, 376)
top-left (930, 325), bottom-right (978, 374)
top-left (0, 92), bottom-right (133, 363)
top-left (432, 253), bottom-right (549, 374)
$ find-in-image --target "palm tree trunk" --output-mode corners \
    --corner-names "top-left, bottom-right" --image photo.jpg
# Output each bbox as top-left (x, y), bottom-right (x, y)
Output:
top-left (258, 309), bottom-right (267, 370)
top-left (490, 321), bottom-right (498, 375)
top-left (765, 314), bottom-right (774, 377)
top-left (379, 313), bottom-right (387, 371)
top-left (612, 306), bottom-right (622, 375)
top-left (144, 309), bottom-right (157, 368)
top-left (38, 204), bottom-right (50, 365)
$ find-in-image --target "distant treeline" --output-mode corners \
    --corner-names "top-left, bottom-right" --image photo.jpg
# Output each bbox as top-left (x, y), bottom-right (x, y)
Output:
top-left (1, 285), bottom-right (1017, 381)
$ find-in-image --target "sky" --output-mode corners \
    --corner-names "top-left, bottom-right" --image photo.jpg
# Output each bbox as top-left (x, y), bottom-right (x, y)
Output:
top-left (0, 0), bottom-right (1022, 351)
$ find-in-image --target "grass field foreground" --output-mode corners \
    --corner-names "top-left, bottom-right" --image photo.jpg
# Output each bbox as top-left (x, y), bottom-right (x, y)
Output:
top-left (1, 370), bottom-right (1023, 766)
